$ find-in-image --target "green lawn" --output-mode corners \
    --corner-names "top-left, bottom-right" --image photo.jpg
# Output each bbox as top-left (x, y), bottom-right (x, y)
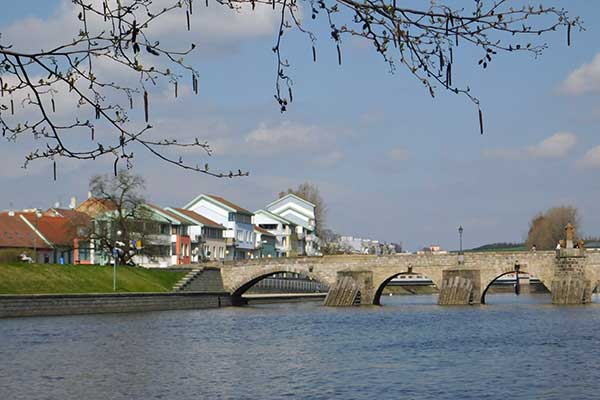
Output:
top-left (0, 263), bottom-right (186, 294)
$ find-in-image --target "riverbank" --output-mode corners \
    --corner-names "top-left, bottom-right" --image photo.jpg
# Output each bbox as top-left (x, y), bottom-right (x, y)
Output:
top-left (0, 292), bottom-right (231, 318)
top-left (0, 263), bottom-right (185, 294)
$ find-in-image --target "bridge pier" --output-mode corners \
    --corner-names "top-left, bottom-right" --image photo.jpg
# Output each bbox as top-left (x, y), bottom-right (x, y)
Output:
top-left (551, 248), bottom-right (592, 304)
top-left (323, 270), bottom-right (374, 306)
top-left (438, 270), bottom-right (481, 305)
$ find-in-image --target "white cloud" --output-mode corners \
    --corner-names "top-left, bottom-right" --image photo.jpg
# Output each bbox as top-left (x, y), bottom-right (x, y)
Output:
top-left (560, 53), bottom-right (600, 95)
top-left (244, 121), bottom-right (327, 154)
top-left (387, 147), bottom-right (410, 161)
top-left (527, 132), bottom-right (577, 158)
top-left (483, 132), bottom-right (577, 160)
top-left (576, 145), bottom-right (600, 169)
top-left (0, 0), bottom-right (278, 53)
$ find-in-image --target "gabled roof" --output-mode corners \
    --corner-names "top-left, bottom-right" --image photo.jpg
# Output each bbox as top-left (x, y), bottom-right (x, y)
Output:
top-left (254, 209), bottom-right (295, 226)
top-left (144, 204), bottom-right (193, 225)
top-left (166, 208), bottom-right (225, 229)
top-left (254, 225), bottom-right (275, 237)
top-left (184, 194), bottom-right (253, 215)
top-left (266, 193), bottom-right (316, 209)
top-left (76, 197), bottom-right (118, 217)
top-left (44, 208), bottom-right (82, 219)
top-left (22, 213), bottom-right (84, 247)
top-left (0, 213), bottom-right (51, 249)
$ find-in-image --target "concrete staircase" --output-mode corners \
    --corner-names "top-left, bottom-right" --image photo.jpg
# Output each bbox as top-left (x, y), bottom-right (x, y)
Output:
top-left (173, 267), bottom-right (227, 293)
top-left (173, 268), bottom-right (203, 292)
top-left (323, 276), bottom-right (361, 306)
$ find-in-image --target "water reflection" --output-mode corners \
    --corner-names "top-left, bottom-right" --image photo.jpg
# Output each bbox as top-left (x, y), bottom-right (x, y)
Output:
top-left (2, 295), bottom-right (600, 400)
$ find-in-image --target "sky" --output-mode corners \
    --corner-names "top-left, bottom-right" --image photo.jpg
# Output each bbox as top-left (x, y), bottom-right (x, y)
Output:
top-left (1, 0), bottom-right (599, 251)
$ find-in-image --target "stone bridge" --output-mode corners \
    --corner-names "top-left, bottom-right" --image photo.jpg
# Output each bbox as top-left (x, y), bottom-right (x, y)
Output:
top-left (206, 249), bottom-right (600, 306)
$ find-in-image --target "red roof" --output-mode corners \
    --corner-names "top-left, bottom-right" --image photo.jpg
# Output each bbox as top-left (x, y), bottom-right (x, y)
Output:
top-left (171, 208), bottom-right (224, 229)
top-left (22, 212), bottom-right (89, 247)
top-left (76, 197), bottom-right (117, 217)
top-left (44, 208), bottom-right (83, 219)
top-left (0, 213), bottom-right (50, 249)
top-left (206, 195), bottom-right (252, 215)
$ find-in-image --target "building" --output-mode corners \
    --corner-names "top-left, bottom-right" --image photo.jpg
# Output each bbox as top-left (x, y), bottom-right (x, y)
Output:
top-left (183, 194), bottom-right (255, 260)
top-left (0, 209), bottom-right (90, 264)
top-left (90, 203), bottom-right (193, 268)
top-left (264, 194), bottom-right (319, 256)
top-left (166, 208), bottom-right (226, 262)
top-left (253, 209), bottom-right (298, 257)
top-left (76, 196), bottom-right (117, 218)
top-left (143, 205), bottom-right (193, 266)
top-left (254, 226), bottom-right (277, 258)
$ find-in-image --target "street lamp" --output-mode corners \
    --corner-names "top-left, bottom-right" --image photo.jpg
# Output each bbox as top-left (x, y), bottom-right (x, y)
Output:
top-left (458, 225), bottom-right (464, 264)
top-left (113, 230), bottom-right (122, 291)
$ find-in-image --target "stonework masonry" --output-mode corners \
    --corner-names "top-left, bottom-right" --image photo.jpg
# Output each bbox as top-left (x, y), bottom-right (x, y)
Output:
top-left (200, 250), bottom-right (600, 306)
top-left (0, 292), bottom-right (232, 318)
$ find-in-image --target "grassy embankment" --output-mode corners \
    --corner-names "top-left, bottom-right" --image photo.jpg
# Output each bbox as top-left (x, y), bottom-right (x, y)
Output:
top-left (0, 263), bottom-right (186, 294)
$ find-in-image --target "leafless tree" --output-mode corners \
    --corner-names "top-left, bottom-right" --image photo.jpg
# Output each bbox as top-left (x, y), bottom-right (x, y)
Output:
top-left (87, 170), bottom-right (163, 265)
top-left (1, 1), bottom-right (581, 177)
top-left (526, 205), bottom-right (580, 250)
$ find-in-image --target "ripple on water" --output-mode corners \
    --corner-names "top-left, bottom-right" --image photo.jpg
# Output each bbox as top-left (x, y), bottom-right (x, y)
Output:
top-left (1, 294), bottom-right (600, 400)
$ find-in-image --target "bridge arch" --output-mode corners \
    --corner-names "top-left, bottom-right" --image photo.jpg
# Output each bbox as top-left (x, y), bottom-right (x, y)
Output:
top-left (372, 269), bottom-right (443, 306)
top-left (229, 266), bottom-right (332, 305)
top-left (480, 263), bottom-right (550, 304)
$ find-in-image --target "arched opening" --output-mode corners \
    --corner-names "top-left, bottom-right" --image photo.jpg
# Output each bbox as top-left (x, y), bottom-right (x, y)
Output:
top-left (374, 272), bottom-right (438, 306)
top-left (231, 271), bottom-right (330, 306)
top-left (481, 269), bottom-right (550, 305)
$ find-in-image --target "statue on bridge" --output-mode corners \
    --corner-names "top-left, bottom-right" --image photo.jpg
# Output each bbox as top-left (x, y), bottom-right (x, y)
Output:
top-left (565, 223), bottom-right (575, 249)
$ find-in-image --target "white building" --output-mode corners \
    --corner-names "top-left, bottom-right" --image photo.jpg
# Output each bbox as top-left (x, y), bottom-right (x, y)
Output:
top-left (165, 208), bottom-right (226, 262)
top-left (183, 194), bottom-right (255, 260)
top-left (253, 209), bottom-right (299, 257)
top-left (265, 194), bottom-right (319, 256)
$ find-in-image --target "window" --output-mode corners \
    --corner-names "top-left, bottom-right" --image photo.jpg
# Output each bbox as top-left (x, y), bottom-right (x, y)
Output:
top-left (160, 224), bottom-right (170, 235)
top-left (171, 242), bottom-right (177, 256)
top-left (202, 227), bottom-right (223, 239)
top-left (78, 241), bottom-right (91, 261)
top-left (172, 226), bottom-right (177, 235)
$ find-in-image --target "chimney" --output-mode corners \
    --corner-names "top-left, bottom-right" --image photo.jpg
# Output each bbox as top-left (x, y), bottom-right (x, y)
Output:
top-left (8, 210), bottom-right (15, 216)
top-left (87, 191), bottom-right (92, 199)
top-left (54, 202), bottom-right (60, 208)
top-left (69, 196), bottom-right (77, 209)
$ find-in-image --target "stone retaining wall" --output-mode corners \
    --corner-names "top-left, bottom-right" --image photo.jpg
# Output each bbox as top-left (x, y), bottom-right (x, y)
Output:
top-left (0, 292), bottom-right (232, 318)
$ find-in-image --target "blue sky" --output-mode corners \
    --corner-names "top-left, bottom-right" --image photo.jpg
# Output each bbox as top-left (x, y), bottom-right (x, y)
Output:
top-left (1, 1), bottom-right (599, 251)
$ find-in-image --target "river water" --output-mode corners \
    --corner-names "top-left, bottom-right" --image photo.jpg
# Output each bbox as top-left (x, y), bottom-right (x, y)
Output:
top-left (2, 293), bottom-right (600, 400)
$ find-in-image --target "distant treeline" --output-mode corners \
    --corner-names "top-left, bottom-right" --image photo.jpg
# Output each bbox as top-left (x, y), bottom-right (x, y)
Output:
top-left (467, 242), bottom-right (525, 252)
